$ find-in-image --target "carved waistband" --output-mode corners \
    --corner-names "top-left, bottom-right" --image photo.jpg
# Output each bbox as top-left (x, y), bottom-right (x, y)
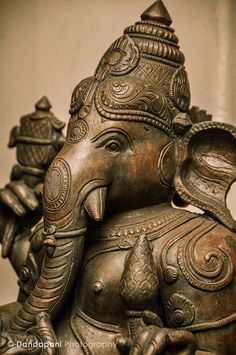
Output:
top-left (73, 309), bottom-right (236, 336)
top-left (75, 308), bottom-right (121, 333)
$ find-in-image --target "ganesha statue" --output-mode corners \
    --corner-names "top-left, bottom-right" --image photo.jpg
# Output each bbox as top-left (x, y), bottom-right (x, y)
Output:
top-left (0, 1), bottom-right (236, 354)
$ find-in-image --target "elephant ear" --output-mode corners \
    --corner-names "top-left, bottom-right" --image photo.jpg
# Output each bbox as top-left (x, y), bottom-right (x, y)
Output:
top-left (174, 121), bottom-right (236, 231)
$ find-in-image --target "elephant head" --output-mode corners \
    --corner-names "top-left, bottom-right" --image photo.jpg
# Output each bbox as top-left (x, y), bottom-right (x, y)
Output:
top-left (7, 0), bottom-right (236, 343)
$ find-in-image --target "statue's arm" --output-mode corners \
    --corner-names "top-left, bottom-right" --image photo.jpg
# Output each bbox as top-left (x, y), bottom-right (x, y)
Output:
top-left (0, 97), bottom-right (65, 275)
top-left (0, 179), bottom-right (42, 276)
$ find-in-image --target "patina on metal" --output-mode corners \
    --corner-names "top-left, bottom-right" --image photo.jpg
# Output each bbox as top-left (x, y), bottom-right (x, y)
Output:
top-left (0, 1), bottom-right (236, 354)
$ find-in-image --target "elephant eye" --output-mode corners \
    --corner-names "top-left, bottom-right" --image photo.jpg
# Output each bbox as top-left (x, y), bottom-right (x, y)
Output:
top-left (105, 141), bottom-right (121, 152)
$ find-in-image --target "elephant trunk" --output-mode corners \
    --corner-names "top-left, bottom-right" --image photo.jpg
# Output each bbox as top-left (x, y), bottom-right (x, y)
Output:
top-left (11, 234), bottom-right (85, 331)
top-left (10, 151), bottom-right (107, 332)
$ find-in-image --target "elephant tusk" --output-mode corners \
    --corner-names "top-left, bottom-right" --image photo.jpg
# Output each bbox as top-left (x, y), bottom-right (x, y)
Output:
top-left (84, 187), bottom-right (107, 222)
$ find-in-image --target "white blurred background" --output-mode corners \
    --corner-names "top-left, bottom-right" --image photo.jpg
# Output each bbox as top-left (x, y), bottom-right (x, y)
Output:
top-left (0, 0), bottom-right (235, 304)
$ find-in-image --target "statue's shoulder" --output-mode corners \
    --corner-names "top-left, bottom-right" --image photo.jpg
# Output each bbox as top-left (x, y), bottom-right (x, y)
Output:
top-left (153, 207), bottom-right (236, 332)
top-left (152, 205), bottom-right (236, 249)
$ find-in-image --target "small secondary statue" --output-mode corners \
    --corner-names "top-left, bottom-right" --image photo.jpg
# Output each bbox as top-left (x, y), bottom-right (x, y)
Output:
top-left (0, 1), bottom-right (236, 354)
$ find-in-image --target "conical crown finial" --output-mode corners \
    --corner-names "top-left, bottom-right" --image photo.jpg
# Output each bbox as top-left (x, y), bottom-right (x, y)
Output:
top-left (141, 0), bottom-right (172, 26)
top-left (35, 96), bottom-right (52, 111)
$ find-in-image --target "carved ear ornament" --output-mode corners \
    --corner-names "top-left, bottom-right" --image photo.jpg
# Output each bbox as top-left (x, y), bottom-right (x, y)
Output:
top-left (172, 112), bottom-right (193, 135)
top-left (174, 121), bottom-right (236, 231)
top-left (95, 35), bottom-right (140, 81)
top-left (69, 76), bottom-right (96, 115)
top-left (169, 66), bottom-right (191, 112)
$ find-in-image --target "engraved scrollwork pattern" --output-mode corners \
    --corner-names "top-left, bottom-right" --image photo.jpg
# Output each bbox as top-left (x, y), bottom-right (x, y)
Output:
top-left (95, 34), bottom-right (140, 80)
top-left (160, 218), bottom-right (206, 284)
top-left (43, 158), bottom-right (71, 212)
top-left (177, 221), bottom-right (234, 292)
top-left (95, 76), bottom-right (173, 135)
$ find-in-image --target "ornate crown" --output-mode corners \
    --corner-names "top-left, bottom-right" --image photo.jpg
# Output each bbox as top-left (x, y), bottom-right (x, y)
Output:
top-left (70, 0), bottom-right (191, 137)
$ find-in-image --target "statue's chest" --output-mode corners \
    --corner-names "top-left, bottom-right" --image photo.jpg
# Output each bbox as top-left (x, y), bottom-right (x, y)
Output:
top-left (74, 204), bottom-right (178, 327)
top-left (76, 233), bottom-right (161, 329)
top-left (75, 217), bottom-right (236, 335)
top-left (75, 247), bottom-right (131, 328)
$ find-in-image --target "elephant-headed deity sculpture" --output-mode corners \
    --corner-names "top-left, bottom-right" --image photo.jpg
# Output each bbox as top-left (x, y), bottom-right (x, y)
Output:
top-left (0, 1), bottom-right (236, 354)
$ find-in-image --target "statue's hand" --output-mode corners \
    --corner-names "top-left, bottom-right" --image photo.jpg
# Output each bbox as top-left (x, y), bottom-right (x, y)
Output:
top-left (116, 325), bottom-right (196, 355)
top-left (0, 180), bottom-right (41, 257)
top-left (0, 312), bottom-right (58, 355)
top-left (0, 180), bottom-right (40, 217)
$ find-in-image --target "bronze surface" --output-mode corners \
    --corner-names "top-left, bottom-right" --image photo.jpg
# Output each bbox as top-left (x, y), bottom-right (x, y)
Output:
top-left (0, 1), bottom-right (236, 354)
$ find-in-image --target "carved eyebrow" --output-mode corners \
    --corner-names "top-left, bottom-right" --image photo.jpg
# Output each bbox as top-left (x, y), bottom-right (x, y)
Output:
top-left (91, 128), bottom-right (134, 150)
